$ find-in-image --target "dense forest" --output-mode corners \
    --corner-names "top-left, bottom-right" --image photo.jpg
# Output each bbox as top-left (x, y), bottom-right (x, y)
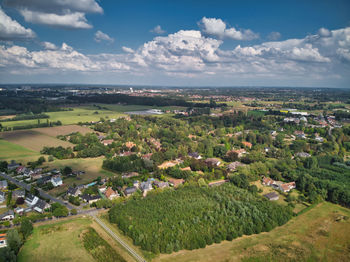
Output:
top-left (109, 183), bottom-right (293, 254)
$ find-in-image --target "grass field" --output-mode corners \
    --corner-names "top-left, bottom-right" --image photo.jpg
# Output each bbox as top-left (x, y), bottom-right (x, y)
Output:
top-left (17, 217), bottom-right (133, 262)
top-left (45, 157), bottom-right (115, 196)
top-left (156, 202), bottom-right (350, 262)
top-left (34, 125), bottom-right (95, 136)
top-left (0, 129), bottom-right (73, 152)
top-left (0, 139), bottom-right (40, 161)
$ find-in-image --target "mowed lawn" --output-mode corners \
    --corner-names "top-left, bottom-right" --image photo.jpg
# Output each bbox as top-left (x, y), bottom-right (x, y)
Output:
top-left (0, 129), bottom-right (73, 152)
top-left (156, 202), bottom-right (350, 262)
top-left (0, 139), bottom-right (40, 160)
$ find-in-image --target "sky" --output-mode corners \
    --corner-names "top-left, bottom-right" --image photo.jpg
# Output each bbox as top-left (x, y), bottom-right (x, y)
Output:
top-left (0, 0), bottom-right (350, 87)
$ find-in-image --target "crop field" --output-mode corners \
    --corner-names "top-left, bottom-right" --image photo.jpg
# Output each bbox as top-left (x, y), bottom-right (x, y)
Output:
top-left (0, 129), bottom-right (73, 152)
top-left (156, 202), bottom-right (350, 262)
top-left (45, 157), bottom-right (115, 196)
top-left (0, 139), bottom-right (40, 161)
top-left (35, 124), bottom-right (95, 136)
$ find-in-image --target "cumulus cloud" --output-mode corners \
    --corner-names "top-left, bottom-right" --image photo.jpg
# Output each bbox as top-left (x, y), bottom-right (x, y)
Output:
top-left (0, 7), bottom-right (35, 40)
top-left (94, 30), bottom-right (114, 43)
top-left (318, 27), bottom-right (332, 37)
top-left (0, 27), bottom-right (349, 85)
top-left (41, 41), bottom-right (57, 50)
top-left (267, 31), bottom-right (281, 41)
top-left (4, 0), bottom-right (102, 29)
top-left (122, 46), bottom-right (134, 53)
top-left (199, 17), bottom-right (259, 40)
top-left (150, 25), bottom-right (166, 34)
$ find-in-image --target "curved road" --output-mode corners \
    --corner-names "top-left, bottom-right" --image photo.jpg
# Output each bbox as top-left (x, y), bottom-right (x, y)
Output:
top-left (0, 172), bottom-right (73, 209)
top-left (91, 214), bottom-right (146, 262)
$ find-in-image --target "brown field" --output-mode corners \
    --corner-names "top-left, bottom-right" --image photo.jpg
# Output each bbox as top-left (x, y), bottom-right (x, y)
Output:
top-left (0, 115), bottom-right (15, 120)
top-left (34, 124), bottom-right (95, 136)
top-left (156, 202), bottom-right (350, 262)
top-left (0, 129), bottom-right (73, 152)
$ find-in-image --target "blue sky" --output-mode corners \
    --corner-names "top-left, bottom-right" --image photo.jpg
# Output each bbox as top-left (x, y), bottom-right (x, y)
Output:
top-left (0, 0), bottom-right (350, 87)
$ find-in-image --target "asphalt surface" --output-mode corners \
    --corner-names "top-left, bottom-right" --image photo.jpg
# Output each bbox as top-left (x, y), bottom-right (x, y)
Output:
top-left (92, 214), bottom-right (146, 262)
top-left (0, 172), bottom-right (73, 209)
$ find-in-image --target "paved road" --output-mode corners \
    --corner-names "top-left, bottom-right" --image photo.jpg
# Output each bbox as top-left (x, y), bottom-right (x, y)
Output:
top-left (91, 214), bottom-right (146, 262)
top-left (0, 172), bottom-right (73, 209)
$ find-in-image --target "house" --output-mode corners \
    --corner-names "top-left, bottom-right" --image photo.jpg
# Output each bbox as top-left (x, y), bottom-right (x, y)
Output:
top-left (279, 182), bottom-right (296, 193)
top-left (33, 199), bottom-right (50, 213)
top-left (0, 180), bottom-right (8, 190)
top-left (0, 210), bottom-right (14, 221)
top-left (98, 185), bottom-right (107, 193)
top-left (294, 131), bottom-right (306, 139)
top-left (124, 186), bottom-right (137, 196)
top-left (14, 207), bottom-right (24, 214)
top-left (31, 173), bottom-right (42, 180)
top-left (141, 153), bottom-right (153, 160)
top-left (148, 138), bottom-right (161, 150)
top-left (158, 159), bottom-right (182, 169)
top-left (315, 136), bottom-right (324, 142)
top-left (295, 152), bottom-right (311, 158)
top-left (205, 158), bottom-right (221, 166)
top-left (188, 152), bottom-right (202, 160)
top-left (16, 166), bottom-right (27, 174)
top-left (12, 189), bottom-right (25, 199)
top-left (67, 187), bottom-right (82, 197)
top-left (7, 161), bottom-right (19, 170)
top-left (140, 181), bottom-right (153, 194)
top-left (0, 191), bottom-right (5, 202)
top-left (102, 139), bottom-right (114, 146)
top-left (153, 181), bottom-right (169, 189)
top-left (180, 167), bottom-right (192, 171)
top-left (0, 233), bottom-right (7, 248)
top-left (262, 177), bottom-right (275, 186)
top-left (105, 187), bottom-right (119, 200)
top-left (51, 176), bottom-right (63, 187)
top-left (242, 141), bottom-right (252, 149)
top-left (125, 141), bottom-right (136, 149)
top-left (168, 178), bottom-right (185, 187)
top-left (25, 194), bottom-right (39, 206)
top-left (264, 192), bottom-right (279, 201)
top-left (227, 161), bottom-right (245, 172)
top-left (81, 194), bottom-right (101, 204)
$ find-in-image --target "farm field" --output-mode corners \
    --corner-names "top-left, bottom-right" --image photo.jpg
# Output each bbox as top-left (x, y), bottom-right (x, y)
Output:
top-left (156, 202), bottom-right (350, 262)
top-left (45, 157), bottom-right (115, 196)
top-left (0, 139), bottom-right (40, 161)
top-left (17, 217), bottom-right (132, 262)
top-left (0, 129), bottom-right (73, 152)
top-left (35, 124), bottom-right (95, 136)
top-left (0, 104), bottom-right (182, 128)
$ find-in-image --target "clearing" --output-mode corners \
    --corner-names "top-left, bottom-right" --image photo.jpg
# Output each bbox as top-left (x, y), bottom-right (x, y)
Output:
top-left (156, 202), bottom-right (350, 262)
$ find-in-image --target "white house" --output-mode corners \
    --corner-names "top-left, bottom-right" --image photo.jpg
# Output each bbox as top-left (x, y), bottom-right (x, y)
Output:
top-left (25, 194), bottom-right (39, 206)
top-left (0, 210), bottom-right (14, 221)
top-left (51, 176), bottom-right (63, 187)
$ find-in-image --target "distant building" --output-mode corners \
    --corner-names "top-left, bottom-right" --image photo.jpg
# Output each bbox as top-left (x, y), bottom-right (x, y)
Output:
top-left (12, 189), bottom-right (25, 199)
top-left (0, 191), bottom-right (5, 202)
top-left (188, 152), bottom-right (202, 160)
top-left (295, 152), bottom-right (311, 158)
top-left (279, 182), bottom-right (296, 193)
top-left (25, 194), bottom-right (39, 206)
top-left (205, 158), bottom-right (221, 166)
top-left (81, 194), bottom-right (101, 204)
top-left (105, 187), bottom-right (119, 200)
top-left (168, 178), bottom-right (184, 187)
top-left (153, 181), bottom-right (169, 189)
top-left (33, 199), bottom-right (50, 213)
top-left (227, 161), bottom-right (245, 172)
top-left (208, 179), bottom-right (229, 187)
top-left (264, 192), bottom-right (279, 201)
top-left (0, 233), bottom-right (7, 248)
top-left (67, 187), bottom-right (82, 197)
top-left (102, 139), bottom-right (114, 146)
top-left (7, 161), bottom-right (19, 171)
top-left (242, 141), bottom-right (252, 149)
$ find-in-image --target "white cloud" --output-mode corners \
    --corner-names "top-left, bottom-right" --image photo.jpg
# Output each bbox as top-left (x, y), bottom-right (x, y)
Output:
top-left (0, 27), bottom-right (349, 86)
top-left (267, 31), bottom-right (281, 41)
top-left (41, 41), bottom-right (57, 50)
top-left (150, 25), bottom-right (166, 34)
top-left (20, 9), bottom-right (92, 29)
top-left (0, 7), bottom-right (35, 40)
top-left (199, 17), bottom-right (259, 40)
top-left (318, 27), bottom-right (332, 37)
top-left (122, 46), bottom-right (134, 53)
top-left (94, 30), bottom-right (114, 43)
top-left (4, 0), bottom-right (102, 29)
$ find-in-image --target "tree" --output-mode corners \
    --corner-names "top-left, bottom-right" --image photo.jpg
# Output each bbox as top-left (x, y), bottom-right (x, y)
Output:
top-left (6, 229), bottom-right (22, 254)
top-left (71, 209), bottom-right (78, 215)
top-left (62, 166), bottom-right (73, 176)
top-left (20, 218), bottom-right (33, 239)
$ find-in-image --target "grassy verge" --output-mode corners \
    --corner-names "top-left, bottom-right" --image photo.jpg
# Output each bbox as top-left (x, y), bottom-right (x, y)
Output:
top-left (0, 139), bottom-right (40, 161)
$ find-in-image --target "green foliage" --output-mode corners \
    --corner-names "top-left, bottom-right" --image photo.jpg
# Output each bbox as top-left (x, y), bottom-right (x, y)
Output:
top-left (40, 146), bottom-right (73, 159)
top-left (82, 227), bottom-right (126, 262)
top-left (109, 184), bottom-right (292, 254)
top-left (20, 218), bottom-right (33, 239)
